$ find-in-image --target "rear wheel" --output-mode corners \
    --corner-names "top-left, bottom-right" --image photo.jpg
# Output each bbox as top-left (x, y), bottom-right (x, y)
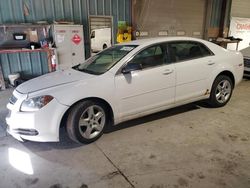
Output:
top-left (66, 100), bottom-right (107, 144)
top-left (208, 75), bottom-right (233, 107)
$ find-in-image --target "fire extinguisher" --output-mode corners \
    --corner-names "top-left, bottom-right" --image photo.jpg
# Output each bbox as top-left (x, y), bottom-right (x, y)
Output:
top-left (51, 54), bottom-right (57, 71)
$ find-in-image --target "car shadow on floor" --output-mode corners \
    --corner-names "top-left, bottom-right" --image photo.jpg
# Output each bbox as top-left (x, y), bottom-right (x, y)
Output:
top-left (105, 102), bottom-right (204, 133)
top-left (21, 101), bottom-right (206, 151)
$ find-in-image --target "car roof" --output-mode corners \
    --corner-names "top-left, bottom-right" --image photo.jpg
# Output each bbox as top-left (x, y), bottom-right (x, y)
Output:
top-left (117, 37), bottom-right (207, 47)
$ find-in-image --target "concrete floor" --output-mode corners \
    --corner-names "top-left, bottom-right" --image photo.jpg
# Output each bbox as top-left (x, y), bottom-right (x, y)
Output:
top-left (0, 80), bottom-right (250, 188)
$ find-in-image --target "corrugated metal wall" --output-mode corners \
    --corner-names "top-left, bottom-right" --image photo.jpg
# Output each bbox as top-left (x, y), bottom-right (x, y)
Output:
top-left (206, 0), bottom-right (232, 38)
top-left (210, 0), bottom-right (223, 27)
top-left (0, 0), bottom-right (131, 80)
top-left (0, 0), bottom-right (233, 80)
top-left (209, 0), bottom-right (232, 28)
top-left (0, 51), bottom-right (49, 79)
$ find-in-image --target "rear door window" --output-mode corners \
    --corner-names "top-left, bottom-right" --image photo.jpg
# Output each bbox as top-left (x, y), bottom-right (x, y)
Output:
top-left (128, 44), bottom-right (169, 69)
top-left (168, 41), bottom-right (213, 63)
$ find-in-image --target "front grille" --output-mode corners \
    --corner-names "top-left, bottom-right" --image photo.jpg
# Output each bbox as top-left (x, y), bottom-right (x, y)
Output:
top-left (9, 95), bottom-right (17, 105)
top-left (244, 58), bottom-right (250, 68)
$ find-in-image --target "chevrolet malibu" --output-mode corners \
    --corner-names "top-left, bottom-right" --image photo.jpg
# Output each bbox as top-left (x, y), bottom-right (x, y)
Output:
top-left (6, 37), bottom-right (244, 144)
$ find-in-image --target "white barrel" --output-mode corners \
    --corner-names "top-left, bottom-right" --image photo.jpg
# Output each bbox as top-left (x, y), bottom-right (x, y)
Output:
top-left (8, 73), bottom-right (20, 86)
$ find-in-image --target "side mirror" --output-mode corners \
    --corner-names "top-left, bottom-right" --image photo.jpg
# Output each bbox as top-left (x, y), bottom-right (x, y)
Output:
top-left (121, 63), bottom-right (142, 74)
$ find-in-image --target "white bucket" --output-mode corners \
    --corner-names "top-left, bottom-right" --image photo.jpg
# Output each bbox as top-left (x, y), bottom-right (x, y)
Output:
top-left (8, 73), bottom-right (20, 86)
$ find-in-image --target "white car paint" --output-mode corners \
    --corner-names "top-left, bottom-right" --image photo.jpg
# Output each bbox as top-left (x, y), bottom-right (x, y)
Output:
top-left (6, 37), bottom-right (244, 142)
top-left (115, 63), bottom-right (175, 118)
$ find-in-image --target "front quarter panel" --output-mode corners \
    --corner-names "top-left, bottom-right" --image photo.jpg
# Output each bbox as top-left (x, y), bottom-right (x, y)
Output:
top-left (29, 71), bottom-right (117, 120)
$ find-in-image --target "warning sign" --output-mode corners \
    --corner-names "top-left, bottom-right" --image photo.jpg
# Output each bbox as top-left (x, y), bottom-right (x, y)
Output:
top-left (71, 34), bottom-right (82, 45)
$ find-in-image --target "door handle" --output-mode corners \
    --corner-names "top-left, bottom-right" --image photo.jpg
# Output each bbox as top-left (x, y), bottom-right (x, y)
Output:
top-left (163, 69), bottom-right (174, 75)
top-left (207, 61), bottom-right (215, 65)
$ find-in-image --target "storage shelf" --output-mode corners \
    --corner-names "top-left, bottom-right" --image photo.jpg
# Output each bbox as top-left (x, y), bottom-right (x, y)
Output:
top-left (0, 48), bottom-right (54, 54)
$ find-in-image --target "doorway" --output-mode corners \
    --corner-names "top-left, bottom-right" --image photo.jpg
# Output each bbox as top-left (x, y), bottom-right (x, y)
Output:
top-left (89, 16), bottom-right (113, 55)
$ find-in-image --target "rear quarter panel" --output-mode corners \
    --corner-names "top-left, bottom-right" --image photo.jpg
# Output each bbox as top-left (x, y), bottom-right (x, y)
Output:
top-left (207, 46), bottom-right (243, 90)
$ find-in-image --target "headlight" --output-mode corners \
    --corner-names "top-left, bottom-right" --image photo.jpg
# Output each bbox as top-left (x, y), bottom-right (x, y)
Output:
top-left (20, 95), bottom-right (54, 112)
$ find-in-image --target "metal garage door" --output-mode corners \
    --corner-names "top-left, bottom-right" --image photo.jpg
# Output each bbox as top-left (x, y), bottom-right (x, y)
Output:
top-left (231, 0), bottom-right (250, 18)
top-left (135, 0), bottom-right (207, 38)
top-left (89, 16), bottom-right (113, 53)
top-left (89, 16), bottom-right (112, 30)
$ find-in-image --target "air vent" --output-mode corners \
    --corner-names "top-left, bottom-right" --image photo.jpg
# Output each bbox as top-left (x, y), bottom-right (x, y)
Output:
top-left (9, 95), bottom-right (17, 105)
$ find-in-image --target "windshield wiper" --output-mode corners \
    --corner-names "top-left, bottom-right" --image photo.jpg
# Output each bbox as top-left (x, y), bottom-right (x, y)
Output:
top-left (72, 64), bottom-right (80, 70)
top-left (79, 68), bottom-right (100, 75)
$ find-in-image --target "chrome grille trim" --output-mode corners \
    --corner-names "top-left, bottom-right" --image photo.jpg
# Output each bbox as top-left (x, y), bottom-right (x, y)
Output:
top-left (244, 58), bottom-right (250, 68)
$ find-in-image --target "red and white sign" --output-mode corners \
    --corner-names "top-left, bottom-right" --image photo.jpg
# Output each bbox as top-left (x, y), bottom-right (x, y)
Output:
top-left (228, 17), bottom-right (250, 50)
top-left (71, 34), bottom-right (82, 45)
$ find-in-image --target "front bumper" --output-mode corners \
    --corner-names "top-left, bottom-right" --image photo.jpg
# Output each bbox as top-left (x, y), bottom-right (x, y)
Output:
top-left (5, 91), bottom-right (68, 142)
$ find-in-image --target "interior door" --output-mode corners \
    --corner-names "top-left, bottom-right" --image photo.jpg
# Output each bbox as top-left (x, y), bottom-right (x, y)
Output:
top-left (115, 44), bottom-right (175, 119)
top-left (168, 41), bottom-right (215, 102)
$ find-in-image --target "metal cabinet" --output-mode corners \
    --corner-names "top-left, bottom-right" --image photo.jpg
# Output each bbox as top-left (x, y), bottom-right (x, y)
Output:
top-left (53, 24), bottom-right (85, 70)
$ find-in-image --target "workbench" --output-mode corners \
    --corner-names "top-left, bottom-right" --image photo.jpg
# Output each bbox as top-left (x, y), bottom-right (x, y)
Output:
top-left (214, 40), bottom-right (240, 50)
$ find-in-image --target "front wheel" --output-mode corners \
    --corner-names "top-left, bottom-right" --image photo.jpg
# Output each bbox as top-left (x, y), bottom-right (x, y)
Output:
top-left (208, 75), bottom-right (233, 107)
top-left (66, 101), bottom-right (108, 144)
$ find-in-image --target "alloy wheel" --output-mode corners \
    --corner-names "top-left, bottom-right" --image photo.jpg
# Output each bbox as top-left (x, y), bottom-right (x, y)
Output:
top-left (215, 80), bottom-right (232, 104)
top-left (78, 105), bottom-right (106, 139)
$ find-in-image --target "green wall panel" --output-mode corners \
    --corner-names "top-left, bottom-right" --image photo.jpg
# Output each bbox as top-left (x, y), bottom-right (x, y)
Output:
top-left (0, 0), bottom-right (131, 80)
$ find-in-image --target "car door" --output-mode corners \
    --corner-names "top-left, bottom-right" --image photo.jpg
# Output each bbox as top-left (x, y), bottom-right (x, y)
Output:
top-left (168, 41), bottom-right (215, 102)
top-left (115, 43), bottom-right (175, 119)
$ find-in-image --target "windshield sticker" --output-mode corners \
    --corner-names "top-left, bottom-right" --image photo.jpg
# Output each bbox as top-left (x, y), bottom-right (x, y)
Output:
top-left (120, 46), bottom-right (135, 51)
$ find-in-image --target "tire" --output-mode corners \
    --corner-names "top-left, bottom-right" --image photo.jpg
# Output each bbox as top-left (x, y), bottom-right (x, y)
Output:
top-left (103, 44), bottom-right (107, 49)
top-left (208, 75), bottom-right (233, 108)
top-left (66, 100), bottom-right (108, 144)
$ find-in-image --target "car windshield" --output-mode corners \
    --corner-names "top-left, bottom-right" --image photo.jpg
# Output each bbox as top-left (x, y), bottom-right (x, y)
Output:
top-left (73, 45), bottom-right (137, 75)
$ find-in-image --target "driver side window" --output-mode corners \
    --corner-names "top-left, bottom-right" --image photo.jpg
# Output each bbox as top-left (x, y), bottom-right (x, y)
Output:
top-left (129, 44), bottom-right (167, 69)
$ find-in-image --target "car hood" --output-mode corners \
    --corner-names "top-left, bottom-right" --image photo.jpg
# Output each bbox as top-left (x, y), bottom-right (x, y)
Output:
top-left (16, 69), bottom-right (95, 94)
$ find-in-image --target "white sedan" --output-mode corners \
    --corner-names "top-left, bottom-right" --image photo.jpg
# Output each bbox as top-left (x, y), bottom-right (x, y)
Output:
top-left (6, 37), bottom-right (244, 144)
